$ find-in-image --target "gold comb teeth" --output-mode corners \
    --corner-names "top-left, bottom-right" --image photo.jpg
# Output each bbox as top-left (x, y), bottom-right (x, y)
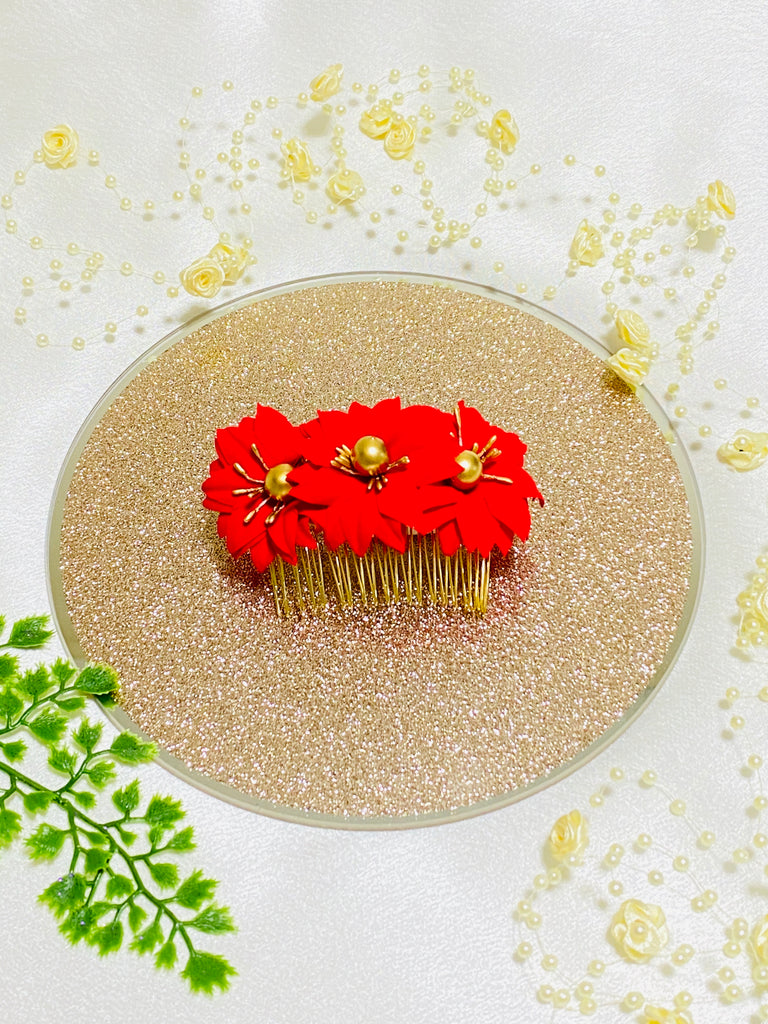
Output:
top-left (203, 398), bottom-right (543, 616)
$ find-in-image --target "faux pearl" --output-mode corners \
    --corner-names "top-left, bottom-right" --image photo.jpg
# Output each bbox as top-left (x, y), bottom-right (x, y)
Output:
top-left (105, 322), bottom-right (117, 334)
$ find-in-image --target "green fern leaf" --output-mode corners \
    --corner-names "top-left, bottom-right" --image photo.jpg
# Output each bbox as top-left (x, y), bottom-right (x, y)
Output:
top-left (181, 950), bottom-right (237, 994)
top-left (25, 823), bottom-right (67, 860)
top-left (48, 746), bottom-right (77, 775)
top-left (87, 760), bottom-right (116, 788)
top-left (72, 789), bottom-right (97, 810)
top-left (112, 779), bottom-right (141, 815)
top-left (155, 937), bottom-right (178, 970)
top-left (29, 709), bottom-right (68, 744)
top-left (110, 732), bottom-right (156, 764)
top-left (0, 688), bottom-right (24, 721)
top-left (5, 616), bottom-right (53, 649)
top-left (188, 904), bottom-right (236, 934)
top-left (132, 920), bottom-right (164, 955)
top-left (165, 826), bottom-right (196, 852)
top-left (72, 719), bottom-right (103, 752)
top-left (145, 794), bottom-right (185, 830)
top-left (0, 807), bottom-right (22, 848)
top-left (92, 920), bottom-right (124, 956)
top-left (23, 790), bottom-right (53, 814)
top-left (1, 739), bottom-right (27, 762)
top-left (39, 872), bottom-right (87, 918)
top-left (146, 861), bottom-right (179, 889)
top-left (17, 666), bottom-right (51, 700)
top-left (105, 874), bottom-right (134, 900)
top-left (0, 653), bottom-right (18, 681)
top-left (75, 664), bottom-right (118, 695)
top-left (174, 870), bottom-right (217, 910)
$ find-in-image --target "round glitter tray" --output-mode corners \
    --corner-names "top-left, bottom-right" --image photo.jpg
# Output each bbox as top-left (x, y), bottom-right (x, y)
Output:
top-left (47, 272), bottom-right (702, 829)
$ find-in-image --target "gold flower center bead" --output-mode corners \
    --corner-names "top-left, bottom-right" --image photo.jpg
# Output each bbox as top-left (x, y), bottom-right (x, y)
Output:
top-left (264, 462), bottom-right (294, 499)
top-left (453, 450), bottom-right (484, 490)
top-left (352, 435), bottom-right (389, 474)
top-left (331, 434), bottom-right (409, 491)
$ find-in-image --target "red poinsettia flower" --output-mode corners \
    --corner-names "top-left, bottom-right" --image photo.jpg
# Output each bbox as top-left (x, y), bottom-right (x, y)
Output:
top-left (417, 401), bottom-right (543, 558)
top-left (289, 397), bottom-right (458, 557)
top-left (202, 404), bottom-right (316, 571)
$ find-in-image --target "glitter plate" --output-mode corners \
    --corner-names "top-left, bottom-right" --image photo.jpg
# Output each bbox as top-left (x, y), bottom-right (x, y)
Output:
top-left (48, 273), bottom-right (701, 828)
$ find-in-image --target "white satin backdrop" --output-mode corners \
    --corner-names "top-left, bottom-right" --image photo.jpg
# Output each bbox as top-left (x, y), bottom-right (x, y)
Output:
top-left (1, 2), bottom-right (767, 1021)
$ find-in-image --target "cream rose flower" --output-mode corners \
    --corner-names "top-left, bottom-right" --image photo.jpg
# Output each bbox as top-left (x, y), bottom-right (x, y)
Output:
top-left (615, 309), bottom-right (652, 355)
top-left (642, 1005), bottom-right (693, 1024)
top-left (751, 915), bottom-right (768, 966)
top-left (41, 124), bottom-right (79, 168)
top-left (179, 255), bottom-right (225, 298)
top-left (384, 118), bottom-right (415, 160)
top-left (309, 63), bottom-right (343, 102)
top-left (570, 219), bottom-right (604, 266)
top-left (609, 898), bottom-right (669, 963)
top-left (281, 138), bottom-right (314, 181)
top-left (359, 101), bottom-right (393, 139)
top-left (607, 348), bottom-right (650, 390)
top-left (325, 169), bottom-right (365, 205)
top-left (548, 810), bottom-right (589, 862)
top-left (717, 429), bottom-right (768, 471)
top-left (208, 241), bottom-right (249, 285)
top-left (488, 109), bottom-right (519, 154)
top-left (707, 179), bottom-right (736, 219)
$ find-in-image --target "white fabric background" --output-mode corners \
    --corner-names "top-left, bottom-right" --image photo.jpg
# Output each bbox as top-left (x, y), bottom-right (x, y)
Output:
top-left (1, 2), bottom-right (767, 1021)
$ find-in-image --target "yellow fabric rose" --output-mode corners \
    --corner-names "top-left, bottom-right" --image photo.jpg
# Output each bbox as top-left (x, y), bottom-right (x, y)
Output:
top-left (325, 169), bottom-right (365, 205)
top-left (615, 309), bottom-right (652, 355)
top-left (359, 101), bottom-right (393, 140)
top-left (607, 348), bottom-right (650, 390)
top-left (41, 124), bottom-right (79, 168)
top-left (642, 1005), bottom-right (693, 1024)
top-left (309, 63), bottom-right (343, 102)
top-left (609, 899), bottom-right (669, 963)
top-left (384, 119), bottom-right (415, 160)
top-left (707, 179), bottom-right (736, 219)
top-left (488, 109), bottom-right (519, 154)
top-left (570, 219), bottom-right (604, 266)
top-left (281, 138), bottom-right (313, 181)
top-left (208, 242), bottom-right (249, 285)
top-left (179, 255), bottom-right (225, 298)
top-left (717, 429), bottom-right (768, 471)
top-left (548, 810), bottom-right (588, 862)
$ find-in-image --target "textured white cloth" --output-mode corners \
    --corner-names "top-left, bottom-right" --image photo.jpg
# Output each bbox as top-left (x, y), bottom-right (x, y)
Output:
top-left (1, 2), bottom-right (768, 1021)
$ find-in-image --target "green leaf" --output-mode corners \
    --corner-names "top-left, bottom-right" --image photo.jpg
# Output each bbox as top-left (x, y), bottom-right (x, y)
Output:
top-left (83, 847), bottom-right (110, 874)
top-left (39, 872), bottom-right (87, 918)
top-left (1, 739), bottom-right (27, 762)
top-left (128, 901), bottom-right (147, 933)
top-left (146, 861), bottom-right (179, 889)
top-left (112, 779), bottom-right (140, 815)
top-left (17, 666), bottom-right (50, 700)
top-left (60, 905), bottom-right (98, 943)
top-left (0, 688), bottom-right (24, 721)
top-left (0, 614), bottom-right (4, 635)
top-left (51, 658), bottom-right (75, 685)
top-left (165, 826), bottom-right (196, 852)
top-left (56, 695), bottom-right (85, 713)
top-left (6, 616), bottom-right (53, 649)
top-left (188, 904), bottom-right (236, 935)
top-left (0, 807), bottom-right (22, 848)
top-left (48, 746), bottom-right (77, 775)
top-left (82, 829), bottom-right (108, 846)
top-left (110, 732), bottom-right (156, 765)
top-left (105, 874), bottom-right (134, 900)
top-left (29, 709), bottom-right (68, 744)
top-left (92, 920), bottom-right (123, 956)
top-left (174, 870), bottom-right (217, 910)
top-left (26, 823), bottom-right (67, 860)
top-left (73, 719), bottom-right (103, 753)
top-left (181, 950), bottom-right (237, 995)
top-left (0, 653), bottom-right (18, 681)
top-left (155, 937), bottom-right (177, 971)
top-left (72, 790), bottom-right (97, 810)
top-left (145, 795), bottom-right (184, 831)
top-left (87, 760), bottom-right (116, 788)
top-left (116, 826), bottom-right (137, 846)
top-left (23, 790), bottom-right (53, 814)
top-left (148, 825), bottom-right (166, 846)
top-left (132, 920), bottom-right (163, 955)
top-left (75, 664), bottom-right (119, 696)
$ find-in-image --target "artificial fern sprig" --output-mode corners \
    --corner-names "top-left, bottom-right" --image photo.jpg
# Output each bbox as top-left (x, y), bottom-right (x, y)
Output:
top-left (0, 615), bottom-right (237, 995)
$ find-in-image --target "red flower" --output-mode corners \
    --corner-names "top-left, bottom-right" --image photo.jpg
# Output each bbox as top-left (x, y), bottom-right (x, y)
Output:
top-left (202, 404), bottom-right (316, 571)
top-left (417, 401), bottom-right (543, 558)
top-left (289, 397), bottom-right (458, 557)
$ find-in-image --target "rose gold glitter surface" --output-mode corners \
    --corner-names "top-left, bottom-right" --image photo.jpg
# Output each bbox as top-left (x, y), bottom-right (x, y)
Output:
top-left (57, 280), bottom-right (693, 820)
